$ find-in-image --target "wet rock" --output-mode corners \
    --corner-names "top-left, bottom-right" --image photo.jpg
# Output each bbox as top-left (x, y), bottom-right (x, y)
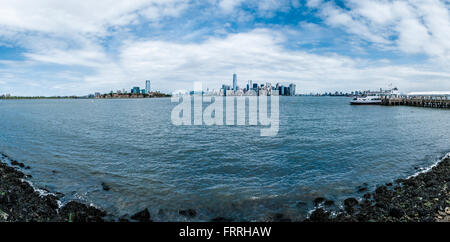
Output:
top-left (357, 187), bottom-right (368, 193)
top-left (0, 161), bottom-right (110, 222)
top-left (179, 209), bottom-right (197, 218)
top-left (101, 182), bottom-right (110, 191)
top-left (344, 198), bottom-right (358, 208)
top-left (271, 213), bottom-right (291, 222)
top-left (375, 186), bottom-right (388, 195)
top-left (59, 201), bottom-right (106, 222)
top-left (118, 217), bottom-right (130, 222)
top-left (389, 207), bottom-right (404, 218)
top-left (10, 160), bottom-right (25, 168)
top-left (308, 208), bottom-right (331, 222)
top-left (313, 197), bottom-right (325, 206)
top-left (357, 183), bottom-right (369, 193)
top-left (211, 217), bottom-right (233, 222)
top-left (44, 195), bottom-right (59, 210)
top-left (296, 201), bottom-right (307, 208)
top-left (344, 198), bottom-right (359, 214)
top-left (131, 208), bottom-right (151, 222)
top-left (55, 192), bottom-right (65, 199)
top-left (324, 200), bottom-right (335, 206)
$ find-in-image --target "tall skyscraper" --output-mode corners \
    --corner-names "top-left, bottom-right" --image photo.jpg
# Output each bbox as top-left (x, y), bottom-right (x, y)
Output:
top-left (289, 83), bottom-right (296, 96)
top-left (146, 80), bottom-right (151, 93)
top-left (232, 74), bottom-right (237, 91)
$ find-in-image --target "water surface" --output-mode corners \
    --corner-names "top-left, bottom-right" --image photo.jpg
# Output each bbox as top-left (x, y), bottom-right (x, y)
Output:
top-left (0, 97), bottom-right (449, 221)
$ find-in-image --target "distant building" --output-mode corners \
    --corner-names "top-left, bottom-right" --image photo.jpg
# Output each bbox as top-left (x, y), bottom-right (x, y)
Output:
top-left (252, 83), bottom-right (258, 91)
top-left (131, 87), bottom-right (140, 94)
top-left (233, 74), bottom-right (237, 91)
top-left (146, 80), bottom-right (151, 93)
top-left (289, 84), bottom-right (296, 96)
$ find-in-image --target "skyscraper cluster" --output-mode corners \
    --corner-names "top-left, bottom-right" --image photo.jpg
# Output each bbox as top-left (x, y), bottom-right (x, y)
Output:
top-left (205, 74), bottom-right (297, 96)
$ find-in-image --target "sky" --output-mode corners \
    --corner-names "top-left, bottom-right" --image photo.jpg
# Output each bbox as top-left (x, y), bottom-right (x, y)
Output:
top-left (0, 0), bottom-right (449, 96)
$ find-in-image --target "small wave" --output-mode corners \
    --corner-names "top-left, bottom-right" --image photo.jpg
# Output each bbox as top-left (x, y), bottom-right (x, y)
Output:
top-left (407, 152), bottom-right (450, 179)
top-left (20, 178), bottom-right (64, 208)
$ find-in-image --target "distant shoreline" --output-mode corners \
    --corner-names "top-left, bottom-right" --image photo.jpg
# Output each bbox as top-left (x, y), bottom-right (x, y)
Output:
top-left (0, 96), bottom-right (171, 100)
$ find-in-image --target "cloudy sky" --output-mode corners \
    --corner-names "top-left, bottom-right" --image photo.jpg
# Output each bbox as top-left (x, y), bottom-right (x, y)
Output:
top-left (0, 0), bottom-right (449, 96)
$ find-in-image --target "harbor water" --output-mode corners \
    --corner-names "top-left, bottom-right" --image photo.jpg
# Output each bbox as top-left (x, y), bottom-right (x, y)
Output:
top-left (0, 97), bottom-right (449, 221)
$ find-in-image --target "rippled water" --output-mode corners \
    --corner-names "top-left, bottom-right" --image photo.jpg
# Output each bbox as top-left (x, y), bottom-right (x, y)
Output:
top-left (0, 97), bottom-right (449, 221)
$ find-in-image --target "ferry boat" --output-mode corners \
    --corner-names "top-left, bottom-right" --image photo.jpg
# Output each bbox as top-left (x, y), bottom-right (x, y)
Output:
top-left (350, 94), bottom-right (382, 105)
top-left (350, 87), bottom-right (399, 105)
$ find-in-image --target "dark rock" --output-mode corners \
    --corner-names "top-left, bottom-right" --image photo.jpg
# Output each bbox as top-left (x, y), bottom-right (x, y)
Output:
top-left (389, 207), bottom-right (404, 218)
top-left (324, 200), bottom-right (334, 206)
top-left (357, 187), bottom-right (368, 193)
top-left (272, 213), bottom-right (291, 222)
top-left (131, 208), bottom-right (151, 222)
top-left (344, 198), bottom-right (358, 207)
top-left (357, 183), bottom-right (369, 193)
top-left (59, 201), bottom-right (106, 222)
top-left (375, 186), bottom-right (388, 194)
top-left (101, 182), bottom-right (110, 191)
top-left (296, 201), bottom-right (307, 208)
top-left (375, 202), bottom-right (387, 209)
top-left (119, 217), bottom-right (130, 222)
top-left (179, 209), bottom-right (197, 218)
top-left (344, 198), bottom-right (359, 214)
top-left (44, 195), bottom-right (59, 210)
top-left (363, 193), bottom-right (371, 199)
top-left (308, 208), bottom-right (330, 222)
top-left (55, 192), bottom-right (65, 198)
top-left (211, 217), bottom-right (233, 222)
top-left (313, 197), bottom-right (325, 206)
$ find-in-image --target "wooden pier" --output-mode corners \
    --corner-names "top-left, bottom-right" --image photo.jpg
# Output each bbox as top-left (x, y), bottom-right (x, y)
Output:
top-left (381, 95), bottom-right (450, 108)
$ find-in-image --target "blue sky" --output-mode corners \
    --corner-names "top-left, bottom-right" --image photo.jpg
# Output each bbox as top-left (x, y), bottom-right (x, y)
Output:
top-left (0, 0), bottom-right (449, 96)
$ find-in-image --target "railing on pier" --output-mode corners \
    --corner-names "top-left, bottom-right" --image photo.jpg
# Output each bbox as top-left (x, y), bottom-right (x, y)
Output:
top-left (381, 95), bottom-right (450, 108)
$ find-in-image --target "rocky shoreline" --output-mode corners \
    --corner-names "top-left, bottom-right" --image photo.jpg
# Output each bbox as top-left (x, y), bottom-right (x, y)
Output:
top-left (1, 151), bottom-right (449, 222)
top-left (0, 153), bottom-right (109, 222)
top-left (306, 155), bottom-right (450, 222)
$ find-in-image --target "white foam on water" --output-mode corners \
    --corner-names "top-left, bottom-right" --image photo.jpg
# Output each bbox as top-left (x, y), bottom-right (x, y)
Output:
top-left (407, 152), bottom-right (450, 179)
top-left (19, 178), bottom-right (64, 208)
top-left (0, 155), bottom-right (65, 209)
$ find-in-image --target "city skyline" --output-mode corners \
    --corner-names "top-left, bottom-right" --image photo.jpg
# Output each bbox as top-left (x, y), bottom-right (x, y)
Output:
top-left (1, 1), bottom-right (450, 96)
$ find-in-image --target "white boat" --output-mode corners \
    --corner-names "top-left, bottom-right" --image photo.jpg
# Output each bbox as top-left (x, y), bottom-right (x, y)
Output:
top-left (350, 94), bottom-right (382, 105)
top-left (350, 87), bottom-right (399, 105)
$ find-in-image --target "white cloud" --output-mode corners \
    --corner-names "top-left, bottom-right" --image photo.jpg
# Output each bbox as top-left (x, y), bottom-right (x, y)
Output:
top-left (76, 29), bottom-right (450, 94)
top-left (219, 0), bottom-right (245, 13)
top-left (1, 0), bottom-right (450, 96)
top-left (0, 0), bottom-right (188, 36)
top-left (309, 0), bottom-right (450, 63)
